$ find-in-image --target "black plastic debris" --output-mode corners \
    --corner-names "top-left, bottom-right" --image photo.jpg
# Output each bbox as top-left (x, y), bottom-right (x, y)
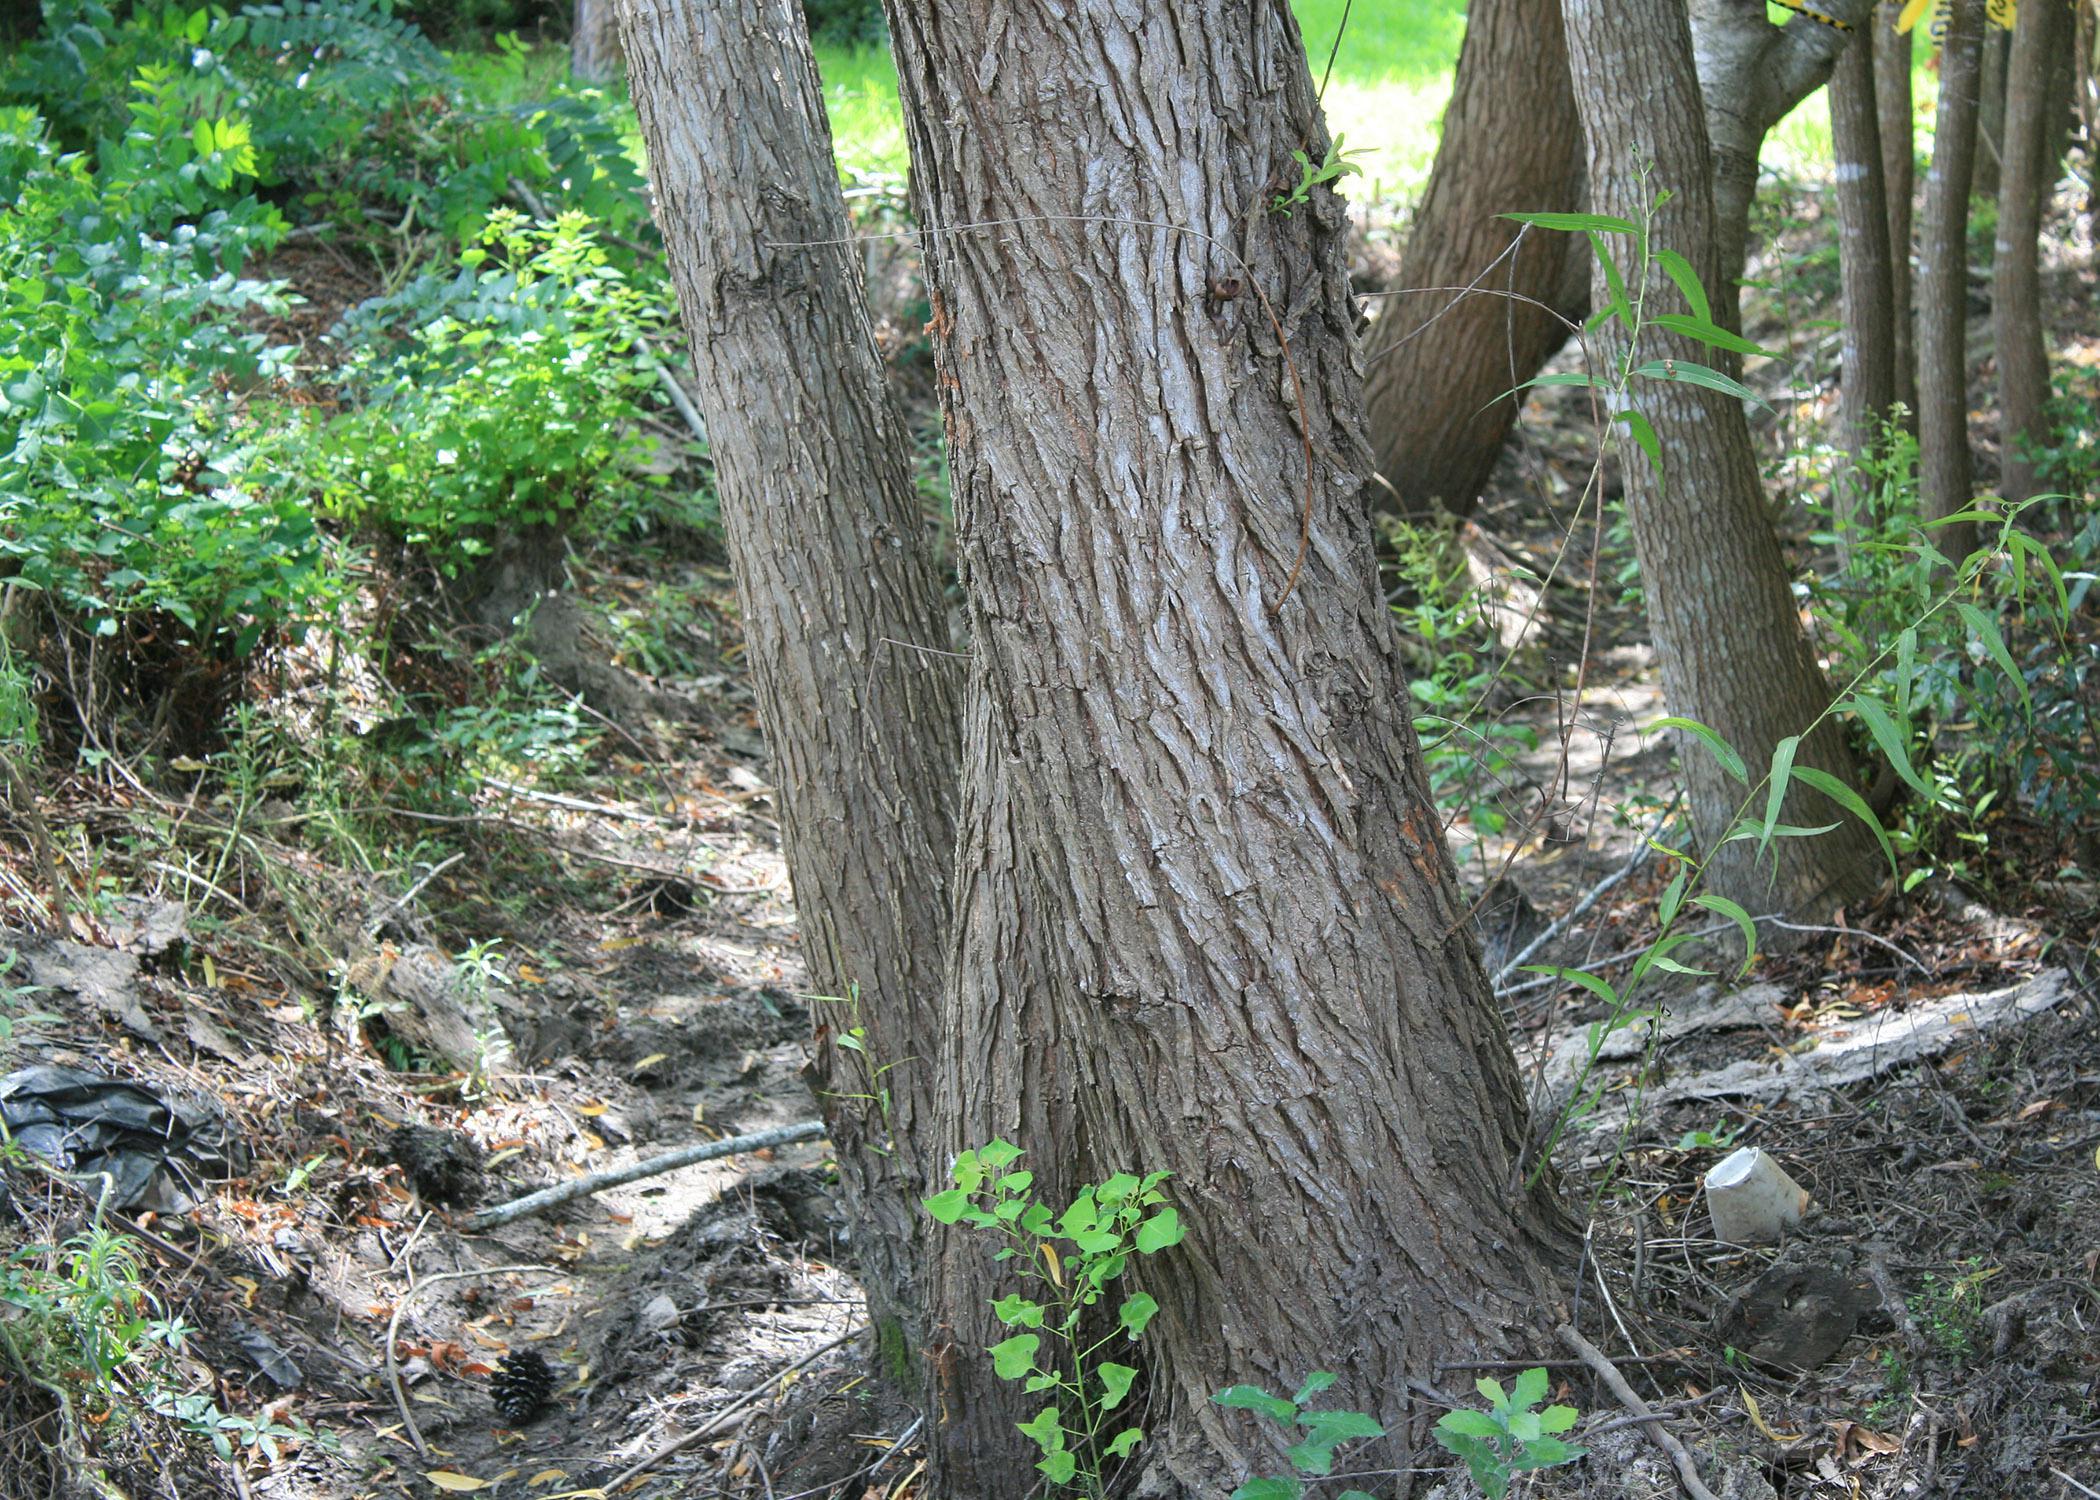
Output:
top-left (0, 1065), bottom-right (244, 1213)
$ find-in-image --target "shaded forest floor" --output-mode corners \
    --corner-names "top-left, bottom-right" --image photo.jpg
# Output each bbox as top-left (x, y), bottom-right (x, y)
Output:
top-left (2, 171), bottom-right (2098, 1500)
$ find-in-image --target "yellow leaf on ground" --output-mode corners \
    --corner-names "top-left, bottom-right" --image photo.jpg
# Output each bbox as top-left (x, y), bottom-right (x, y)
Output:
top-left (425, 1473), bottom-right (489, 1492)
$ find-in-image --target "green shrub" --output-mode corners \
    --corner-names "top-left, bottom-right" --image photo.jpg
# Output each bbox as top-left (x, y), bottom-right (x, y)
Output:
top-left (0, 99), bottom-right (333, 651)
top-left (318, 208), bottom-right (671, 568)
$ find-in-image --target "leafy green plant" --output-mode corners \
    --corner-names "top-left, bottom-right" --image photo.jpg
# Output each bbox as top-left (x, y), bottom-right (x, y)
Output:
top-left (1271, 134), bottom-right (1365, 215)
top-left (1431, 1368), bottom-right (1586, 1499)
top-left (1910, 1259), bottom-right (1996, 1364)
top-left (1211, 1372), bottom-right (1383, 1500)
top-left (320, 209), bottom-right (671, 569)
top-left (923, 1141), bottom-right (1183, 1496)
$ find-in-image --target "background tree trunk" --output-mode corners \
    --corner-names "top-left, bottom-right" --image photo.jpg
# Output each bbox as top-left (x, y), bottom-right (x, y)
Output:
top-left (1688, 0), bottom-right (1870, 330)
top-left (1973, 27), bottom-right (2008, 203)
top-left (1994, 0), bottom-right (2071, 502)
top-left (1876, 4), bottom-right (1918, 421)
top-left (1563, 0), bottom-right (1883, 921)
top-left (1918, 0), bottom-right (1987, 559)
top-left (571, 0), bottom-right (619, 81)
top-left (614, 0), bottom-right (964, 1389)
top-left (1358, 0), bottom-right (1584, 520)
top-left (882, 2), bottom-right (1573, 1493)
top-left (1830, 14), bottom-right (1896, 554)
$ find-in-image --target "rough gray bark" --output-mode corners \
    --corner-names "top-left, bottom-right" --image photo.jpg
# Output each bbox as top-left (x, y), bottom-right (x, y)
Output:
top-left (1563, 0), bottom-right (1883, 920)
top-left (612, 0), bottom-right (963, 1387)
top-left (1830, 13), bottom-right (1896, 551)
top-left (1875, 4), bottom-right (1918, 421)
top-left (1688, 0), bottom-right (1872, 329)
top-left (571, 0), bottom-right (619, 81)
top-left (1918, 0), bottom-right (1987, 560)
top-left (881, 2), bottom-right (1573, 1493)
top-left (1994, 0), bottom-right (2071, 501)
top-left (1359, 0), bottom-right (1585, 519)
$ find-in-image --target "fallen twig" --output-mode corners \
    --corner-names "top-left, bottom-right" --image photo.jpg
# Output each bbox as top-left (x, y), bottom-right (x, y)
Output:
top-left (1556, 1323), bottom-right (1720, 1500)
top-left (463, 1120), bottom-right (827, 1232)
top-left (598, 1328), bottom-right (859, 1494)
top-left (384, 1264), bottom-right (558, 1458)
top-left (1493, 794), bottom-right (1680, 986)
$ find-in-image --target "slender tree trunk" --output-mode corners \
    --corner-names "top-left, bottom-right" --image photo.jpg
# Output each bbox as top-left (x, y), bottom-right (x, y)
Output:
top-left (572, 0), bottom-right (619, 81)
top-left (1358, 0), bottom-right (1585, 519)
top-left (613, 0), bottom-right (963, 1387)
top-left (1831, 21), bottom-right (1896, 553)
top-left (1563, 0), bottom-right (1883, 920)
top-left (1994, 0), bottom-right (2071, 501)
top-left (1688, 0), bottom-right (1872, 330)
top-left (1919, 0), bottom-right (1987, 559)
top-left (1973, 27), bottom-right (2008, 202)
top-left (1876, 4), bottom-right (1919, 421)
top-left (882, 3), bottom-right (1573, 1493)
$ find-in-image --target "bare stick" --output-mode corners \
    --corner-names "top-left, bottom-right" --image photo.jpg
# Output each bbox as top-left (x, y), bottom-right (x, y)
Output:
top-left (1556, 1324), bottom-right (1720, 1500)
top-left (464, 1120), bottom-right (827, 1231)
top-left (599, 1329), bottom-right (859, 1493)
top-left (385, 1264), bottom-right (557, 1457)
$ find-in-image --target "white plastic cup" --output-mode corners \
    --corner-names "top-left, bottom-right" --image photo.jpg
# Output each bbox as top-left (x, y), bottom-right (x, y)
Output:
top-left (1704, 1147), bottom-right (1810, 1246)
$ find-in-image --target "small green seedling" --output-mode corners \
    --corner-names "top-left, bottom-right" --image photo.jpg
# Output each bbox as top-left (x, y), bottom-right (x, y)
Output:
top-left (924, 1141), bottom-right (1183, 1497)
top-left (1212, 1371), bottom-right (1383, 1500)
top-left (1271, 135), bottom-right (1365, 215)
top-left (1431, 1367), bottom-right (1586, 1499)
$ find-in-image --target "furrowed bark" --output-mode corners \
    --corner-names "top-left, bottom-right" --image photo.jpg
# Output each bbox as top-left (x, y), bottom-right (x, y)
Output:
top-left (1918, 0), bottom-right (1988, 560)
top-left (614, 0), bottom-right (963, 1389)
top-left (1563, 0), bottom-right (1883, 921)
top-left (881, 2), bottom-right (1573, 1493)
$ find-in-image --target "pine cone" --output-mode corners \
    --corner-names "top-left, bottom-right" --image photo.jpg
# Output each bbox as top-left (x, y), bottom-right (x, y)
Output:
top-left (491, 1350), bottom-right (554, 1426)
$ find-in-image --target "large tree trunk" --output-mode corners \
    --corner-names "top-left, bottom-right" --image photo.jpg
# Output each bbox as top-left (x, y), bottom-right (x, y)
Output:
top-left (1995, 0), bottom-right (2071, 503)
top-left (1563, 0), bottom-right (1883, 920)
top-left (1918, 0), bottom-right (1987, 559)
top-left (1830, 12), bottom-right (1896, 553)
top-left (882, 2), bottom-right (1573, 1493)
top-left (1688, 0), bottom-right (1870, 330)
top-left (614, 0), bottom-right (963, 1387)
top-left (1875, 4), bottom-right (1918, 421)
top-left (1358, 0), bottom-right (1585, 519)
top-left (572, 0), bottom-right (619, 81)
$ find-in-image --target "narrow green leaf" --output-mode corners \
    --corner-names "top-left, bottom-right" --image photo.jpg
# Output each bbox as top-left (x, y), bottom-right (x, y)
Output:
top-left (1690, 892), bottom-right (1758, 977)
top-left (1615, 408), bottom-right (1663, 483)
top-left (1499, 210), bottom-right (1640, 234)
top-left (1658, 868), bottom-right (1687, 928)
top-left (1214, 1386), bottom-right (1299, 1423)
top-left (1793, 765), bottom-right (1897, 879)
top-left (1955, 602), bottom-right (2031, 719)
top-left (1519, 965), bottom-right (1618, 1008)
top-left (1653, 715), bottom-right (1748, 783)
top-left (1651, 313), bottom-right (1773, 358)
top-left (1594, 233), bottom-right (1634, 332)
top-left (1760, 735), bottom-right (1801, 852)
top-left (1844, 696), bottom-right (1928, 795)
top-left (1632, 358), bottom-right (1770, 411)
top-left (1293, 1371), bottom-right (1338, 1405)
top-left (1654, 247), bottom-right (1711, 322)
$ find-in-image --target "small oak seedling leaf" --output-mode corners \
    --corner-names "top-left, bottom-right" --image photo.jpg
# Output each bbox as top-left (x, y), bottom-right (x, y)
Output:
top-left (1017, 1404), bottom-right (1065, 1452)
top-left (1229, 1480), bottom-right (1303, 1500)
top-left (1135, 1207), bottom-right (1184, 1253)
top-left (989, 1334), bottom-right (1040, 1380)
top-left (922, 1189), bottom-right (968, 1224)
top-left (1105, 1426), bottom-right (1145, 1458)
top-left (1097, 1361), bottom-right (1138, 1410)
top-left (1119, 1291), bottom-right (1159, 1339)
